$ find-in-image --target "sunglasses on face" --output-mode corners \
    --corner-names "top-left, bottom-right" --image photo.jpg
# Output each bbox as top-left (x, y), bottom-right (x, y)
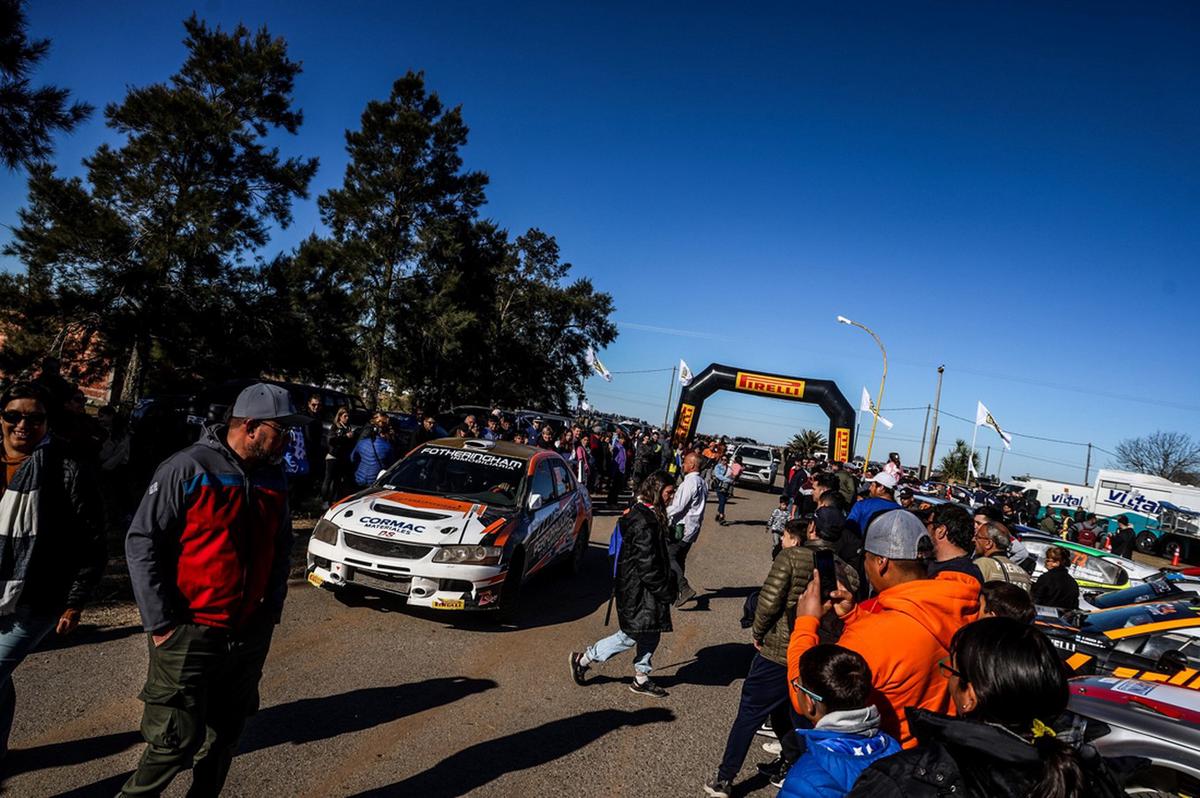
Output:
top-left (2, 411), bottom-right (47, 426)
top-left (789, 678), bottom-right (824, 704)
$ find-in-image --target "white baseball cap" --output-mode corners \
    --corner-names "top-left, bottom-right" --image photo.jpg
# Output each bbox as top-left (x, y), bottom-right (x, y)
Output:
top-left (868, 472), bottom-right (898, 490)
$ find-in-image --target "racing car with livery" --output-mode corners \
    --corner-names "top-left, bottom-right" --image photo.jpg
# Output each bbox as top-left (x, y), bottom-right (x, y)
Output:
top-left (1066, 675), bottom-right (1200, 797)
top-left (1016, 530), bottom-right (1159, 592)
top-left (306, 438), bottom-right (592, 621)
top-left (1038, 600), bottom-right (1200, 688)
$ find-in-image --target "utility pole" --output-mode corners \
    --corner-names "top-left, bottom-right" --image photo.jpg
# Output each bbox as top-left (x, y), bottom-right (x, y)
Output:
top-left (983, 446), bottom-right (991, 477)
top-left (926, 366), bottom-right (945, 473)
top-left (662, 366), bottom-right (677, 429)
top-left (853, 421), bottom-right (861, 460)
top-left (1084, 443), bottom-right (1092, 484)
top-left (918, 403), bottom-right (931, 476)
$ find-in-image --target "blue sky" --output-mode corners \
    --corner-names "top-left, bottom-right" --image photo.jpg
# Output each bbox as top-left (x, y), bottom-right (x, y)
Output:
top-left (3, 1), bottom-right (1198, 483)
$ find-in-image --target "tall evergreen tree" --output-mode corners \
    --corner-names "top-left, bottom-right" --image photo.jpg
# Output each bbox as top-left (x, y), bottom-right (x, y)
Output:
top-left (2, 17), bottom-right (318, 400)
top-left (318, 71), bottom-right (488, 404)
top-left (0, 0), bottom-right (91, 170)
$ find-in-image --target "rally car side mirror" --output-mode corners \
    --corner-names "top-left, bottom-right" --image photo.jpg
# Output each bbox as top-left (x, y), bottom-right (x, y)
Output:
top-left (528, 493), bottom-right (544, 511)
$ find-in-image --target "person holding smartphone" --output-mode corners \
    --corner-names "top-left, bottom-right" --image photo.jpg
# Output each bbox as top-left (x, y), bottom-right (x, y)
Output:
top-left (703, 515), bottom-right (858, 798)
top-left (788, 510), bottom-right (981, 750)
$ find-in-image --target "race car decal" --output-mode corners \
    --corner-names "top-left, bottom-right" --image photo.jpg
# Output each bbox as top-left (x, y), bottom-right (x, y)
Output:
top-left (418, 445), bottom-right (524, 471)
top-left (374, 491), bottom-right (476, 513)
top-left (1104, 617), bottom-right (1200, 640)
top-left (526, 496), bottom-right (578, 575)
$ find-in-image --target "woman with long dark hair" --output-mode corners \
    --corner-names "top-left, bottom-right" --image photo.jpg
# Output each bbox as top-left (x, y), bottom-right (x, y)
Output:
top-left (570, 471), bottom-right (677, 698)
top-left (849, 617), bottom-right (1127, 798)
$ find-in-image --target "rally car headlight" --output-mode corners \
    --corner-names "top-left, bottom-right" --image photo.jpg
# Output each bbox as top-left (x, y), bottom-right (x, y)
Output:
top-left (312, 519), bottom-right (340, 545)
top-left (433, 545), bottom-right (503, 565)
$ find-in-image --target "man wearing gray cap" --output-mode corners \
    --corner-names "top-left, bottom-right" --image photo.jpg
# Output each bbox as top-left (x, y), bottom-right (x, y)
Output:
top-left (121, 383), bottom-right (308, 796)
top-left (788, 509), bottom-right (980, 749)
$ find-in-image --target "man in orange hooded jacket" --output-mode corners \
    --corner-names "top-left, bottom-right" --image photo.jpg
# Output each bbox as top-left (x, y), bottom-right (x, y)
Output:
top-left (788, 509), bottom-right (980, 748)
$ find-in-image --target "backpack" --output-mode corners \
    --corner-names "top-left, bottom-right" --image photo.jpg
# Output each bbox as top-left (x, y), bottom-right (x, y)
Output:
top-left (607, 519), bottom-right (623, 579)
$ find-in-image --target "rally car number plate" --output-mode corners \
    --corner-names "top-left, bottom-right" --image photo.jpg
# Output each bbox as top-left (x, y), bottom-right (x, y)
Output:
top-left (432, 598), bottom-right (465, 610)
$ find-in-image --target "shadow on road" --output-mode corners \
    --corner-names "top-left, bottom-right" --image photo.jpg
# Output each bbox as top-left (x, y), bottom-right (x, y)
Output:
top-left (4, 730), bottom-right (142, 778)
top-left (685, 584), bottom-right (758, 613)
top-left (240, 676), bottom-right (498, 753)
top-left (51, 677), bottom-right (497, 797)
top-left (38, 623), bottom-right (144, 652)
top-left (348, 707), bottom-right (675, 796)
top-left (660, 642), bottom-right (754, 688)
top-left (584, 642), bottom-right (754, 690)
top-left (334, 543), bottom-right (612, 633)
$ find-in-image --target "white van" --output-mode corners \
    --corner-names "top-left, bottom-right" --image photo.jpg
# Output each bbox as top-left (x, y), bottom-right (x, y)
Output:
top-left (731, 444), bottom-right (778, 489)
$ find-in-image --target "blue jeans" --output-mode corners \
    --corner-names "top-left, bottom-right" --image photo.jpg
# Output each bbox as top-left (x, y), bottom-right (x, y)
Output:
top-left (0, 606), bottom-right (58, 756)
top-left (585, 630), bottom-right (661, 675)
top-left (716, 486), bottom-right (729, 517)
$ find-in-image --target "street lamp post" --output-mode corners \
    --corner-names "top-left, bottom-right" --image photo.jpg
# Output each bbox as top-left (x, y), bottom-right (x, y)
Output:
top-left (837, 315), bottom-right (888, 468)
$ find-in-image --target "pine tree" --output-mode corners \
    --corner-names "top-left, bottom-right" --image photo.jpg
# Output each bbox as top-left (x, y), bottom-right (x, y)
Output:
top-left (2, 17), bottom-right (318, 400)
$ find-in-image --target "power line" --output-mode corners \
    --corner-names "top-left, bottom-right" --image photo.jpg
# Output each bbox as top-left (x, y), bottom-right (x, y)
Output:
top-left (608, 368), bottom-right (675, 375)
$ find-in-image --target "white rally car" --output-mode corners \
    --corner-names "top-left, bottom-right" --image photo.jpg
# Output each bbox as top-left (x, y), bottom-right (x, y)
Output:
top-left (307, 438), bottom-right (592, 620)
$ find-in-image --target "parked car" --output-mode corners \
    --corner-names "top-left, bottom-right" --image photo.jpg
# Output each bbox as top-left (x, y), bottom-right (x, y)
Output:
top-left (1016, 530), bottom-right (1160, 590)
top-left (729, 443), bottom-right (778, 489)
top-left (306, 437), bottom-right (592, 621)
top-left (1038, 600), bottom-right (1200, 683)
top-left (1080, 572), bottom-right (1200, 613)
top-left (1066, 675), bottom-right (1200, 797)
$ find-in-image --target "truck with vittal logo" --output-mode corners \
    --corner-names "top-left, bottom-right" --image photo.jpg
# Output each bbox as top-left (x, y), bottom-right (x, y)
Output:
top-left (1014, 469), bottom-right (1200, 556)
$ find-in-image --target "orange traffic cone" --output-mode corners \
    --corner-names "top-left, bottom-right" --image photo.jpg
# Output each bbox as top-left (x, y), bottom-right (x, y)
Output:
top-left (1172, 544), bottom-right (1182, 567)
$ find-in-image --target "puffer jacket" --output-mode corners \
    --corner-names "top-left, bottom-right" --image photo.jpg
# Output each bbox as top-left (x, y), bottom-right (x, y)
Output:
top-left (848, 709), bottom-right (1134, 798)
top-left (615, 502), bottom-right (674, 634)
top-left (752, 540), bottom-right (859, 666)
top-left (779, 705), bottom-right (901, 798)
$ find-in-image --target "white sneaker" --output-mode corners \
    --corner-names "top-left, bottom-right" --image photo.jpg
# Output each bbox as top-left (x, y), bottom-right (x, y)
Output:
top-left (754, 720), bottom-right (775, 737)
top-left (762, 740), bottom-right (782, 756)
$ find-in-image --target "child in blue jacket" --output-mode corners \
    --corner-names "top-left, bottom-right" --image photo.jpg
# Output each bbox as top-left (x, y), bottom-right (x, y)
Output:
top-left (778, 644), bottom-right (901, 798)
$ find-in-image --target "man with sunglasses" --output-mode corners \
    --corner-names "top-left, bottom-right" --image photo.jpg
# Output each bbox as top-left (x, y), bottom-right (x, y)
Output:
top-left (122, 383), bottom-right (308, 797)
top-left (0, 382), bottom-right (105, 765)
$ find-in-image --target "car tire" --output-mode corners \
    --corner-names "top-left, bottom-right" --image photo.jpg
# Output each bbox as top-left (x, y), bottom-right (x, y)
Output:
top-left (497, 551), bottom-right (525, 624)
top-left (1135, 531), bottom-right (1160, 555)
top-left (570, 525), bottom-right (590, 575)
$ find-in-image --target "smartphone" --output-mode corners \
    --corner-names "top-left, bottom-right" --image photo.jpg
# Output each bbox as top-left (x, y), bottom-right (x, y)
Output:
top-left (813, 550), bottom-right (837, 603)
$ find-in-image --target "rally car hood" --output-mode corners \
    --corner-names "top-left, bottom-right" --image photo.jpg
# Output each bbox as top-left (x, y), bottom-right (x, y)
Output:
top-left (327, 490), bottom-right (514, 546)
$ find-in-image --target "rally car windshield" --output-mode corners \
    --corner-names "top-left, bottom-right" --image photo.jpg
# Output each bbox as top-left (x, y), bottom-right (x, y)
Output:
top-left (380, 445), bottom-right (527, 507)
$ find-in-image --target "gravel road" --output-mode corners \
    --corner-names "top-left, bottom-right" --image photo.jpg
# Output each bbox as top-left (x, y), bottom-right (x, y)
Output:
top-left (6, 484), bottom-right (788, 798)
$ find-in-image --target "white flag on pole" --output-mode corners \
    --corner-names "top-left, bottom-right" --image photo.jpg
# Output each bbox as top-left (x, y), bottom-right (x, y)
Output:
top-left (975, 401), bottom-right (1012, 450)
top-left (679, 359), bottom-right (693, 387)
top-left (968, 456), bottom-right (978, 477)
top-left (859, 386), bottom-right (894, 430)
top-left (579, 400), bottom-right (590, 411)
top-left (586, 347), bottom-right (612, 382)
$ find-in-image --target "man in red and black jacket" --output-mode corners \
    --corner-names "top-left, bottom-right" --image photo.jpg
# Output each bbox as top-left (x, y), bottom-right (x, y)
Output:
top-left (121, 383), bottom-right (307, 797)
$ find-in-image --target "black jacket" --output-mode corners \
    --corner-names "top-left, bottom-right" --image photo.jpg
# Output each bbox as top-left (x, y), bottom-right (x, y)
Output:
top-left (1031, 566), bottom-right (1080, 610)
top-left (849, 709), bottom-right (1129, 798)
top-left (17, 439), bottom-right (106, 613)
top-left (615, 503), bottom-right (674, 634)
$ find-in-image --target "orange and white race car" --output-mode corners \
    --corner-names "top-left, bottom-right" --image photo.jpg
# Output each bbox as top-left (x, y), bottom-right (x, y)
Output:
top-left (306, 438), bottom-right (592, 620)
